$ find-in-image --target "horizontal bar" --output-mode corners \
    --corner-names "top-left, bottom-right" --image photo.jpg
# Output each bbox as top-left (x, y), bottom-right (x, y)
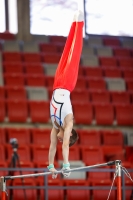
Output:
top-left (6, 185), bottom-right (117, 190)
top-left (0, 168), bottom-right (119, 172)
top-left (4, 161), bottom-right (120, 181)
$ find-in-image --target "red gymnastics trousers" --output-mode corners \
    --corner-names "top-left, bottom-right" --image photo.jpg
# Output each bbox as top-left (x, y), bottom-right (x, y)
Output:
top-left (53, 11), bottom-right (84, 92)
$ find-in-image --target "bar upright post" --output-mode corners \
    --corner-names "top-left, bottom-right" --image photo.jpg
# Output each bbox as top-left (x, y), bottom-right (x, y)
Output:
top-left (116, 161), bottom-right (122, 200)
top-left (0, 177), bottom-right (7, 200)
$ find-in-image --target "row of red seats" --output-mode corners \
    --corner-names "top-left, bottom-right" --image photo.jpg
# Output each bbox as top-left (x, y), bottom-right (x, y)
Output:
top-left (0, 100), bottom-right (49, 123)
top-left (3, 62), bottom-right (45, 74)
top-left (3, 74), bottom-right (54, 87)
top-left (2, 63), bottom-right (133, 78)
top-left (2, 52), bottom-right (61, 63)
top-left (108, 47), bottom-right (133, 57)
top-left (69, 90), bottom-right (133, 104)
top-left (2, 176), bottom-right (131, 200)
top-left (0, 143), bottom-right (129, 165)
top-left (0, 87), bottom-right (133, 103)
top-left (81, 67), bottom-right (133, 78)
top-left (0, 128), bottom-right (124, 146)
top-left (2, 51), bottom-right (133, 65)
top-left (40, 42), bottom-right (133, 56)
top-left (1, 127), bottom-right (131, 161)
top-left (0, 100), bottom-right (133, 125)
top-left (2, 74), bottom-right (133, 90)
top-left (39, 42), bottom-right (65, 53)
top-left (98, 57), bottom-right (133, 68)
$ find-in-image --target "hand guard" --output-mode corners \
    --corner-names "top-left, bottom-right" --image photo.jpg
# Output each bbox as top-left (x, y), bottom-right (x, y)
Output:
top-left (62, 163), bottom-right (71, 178)
top-left (47, 164), bottom-right (57, 179)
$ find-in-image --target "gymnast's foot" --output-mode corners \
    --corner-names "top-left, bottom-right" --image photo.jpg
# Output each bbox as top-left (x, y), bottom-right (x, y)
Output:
top-left (73, 10), bottom-right (84, 22)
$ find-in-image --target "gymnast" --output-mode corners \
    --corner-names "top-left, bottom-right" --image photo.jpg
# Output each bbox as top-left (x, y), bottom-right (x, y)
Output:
top-left (47, 10), bottom-right (84, 179)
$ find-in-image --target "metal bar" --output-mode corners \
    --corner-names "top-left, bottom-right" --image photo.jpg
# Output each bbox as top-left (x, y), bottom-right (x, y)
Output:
top-left (4, 161), bottom-right (113, 180)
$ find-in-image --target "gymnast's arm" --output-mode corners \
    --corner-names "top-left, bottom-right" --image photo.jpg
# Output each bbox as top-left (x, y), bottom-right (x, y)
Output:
top-left (48, 127), bottom-right (58, 165)
top-left (62, 114), bottom-right (73, 164)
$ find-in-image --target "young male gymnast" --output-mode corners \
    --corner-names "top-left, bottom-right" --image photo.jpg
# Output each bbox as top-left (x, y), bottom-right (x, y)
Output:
top-left (47, 10), bottom-right (84, 179)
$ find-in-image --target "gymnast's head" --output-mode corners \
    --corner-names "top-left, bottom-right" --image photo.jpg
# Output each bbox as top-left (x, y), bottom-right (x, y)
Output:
top-left (69, 128), bottom-right (79, 147)
top-left (57, 127), bottom-right (79, 147)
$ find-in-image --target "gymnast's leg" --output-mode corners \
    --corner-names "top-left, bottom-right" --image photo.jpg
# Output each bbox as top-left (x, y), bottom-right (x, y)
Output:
top-left (53, 10), bottom-right (84, 92)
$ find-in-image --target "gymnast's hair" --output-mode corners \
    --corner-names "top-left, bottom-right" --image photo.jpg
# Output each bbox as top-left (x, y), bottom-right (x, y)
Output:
top-left (69, 129), bottom-right (79, 147)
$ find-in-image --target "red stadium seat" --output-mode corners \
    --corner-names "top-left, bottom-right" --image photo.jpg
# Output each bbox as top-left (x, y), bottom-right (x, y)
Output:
top-left (3, 62), bottom-right (24, 74)
top-left (57, 44), bottom-right (65, 53)
top-left (80, 146), bottom-right (105, 164)
top-left (47, 87), bottom-right (53, 100)
top-left (0, 145), bottom-right (6, 161)
top-left (124, 181), bottom-right (133, 200)
top-left (39, 43), bottom-right (58, 53)
top-left (78, 129), bottom-right (101, 146)
top-left (115, 104), bottom-right (133, 125)
top-left (0, 128), bottom-right (6, 144)
top-left (65, 180), bottom-right (90, 200)
top-left (94, 103), bottom-right (114, 125)
top-left (126, 79), bottom-right (133, 91)
top-left (45, 76), bottom-right (54, 88)
top-left (103, 37), bottom-right (121, 47)
top-left (7, 128), bottom-right (31, 145)
top-left (0, 32), bottom-right (15, 40)
top-left (90, 90), bottom-right (110, 103)
top-left (87, 165), bottom-right (111, 183)
top-left (7, 144), bottom-right (31, 162)
top-left (78, 66), bottom-right (85, 76)
top-left (118, 58), bottom-right (133, 68)
top-left (0, 100), bottom-right (6, 122)
top-left (92, 180), bottom-right (116, 200)
top-left (87, 78), bottom-right (106, 91)
top-left (28, 101), bottom-right (50, 123)
top-left (122, 69), bottom-right (133, 79)
top-left (23, 63), bottom-right (44, 75)
top-left (22, 53), bottom-right (41, 63)
top-left (84, 67), bottom-right (103, 78)
top-left (103, 67), bottom-right (122, 78)
top-left (99, 57), bottom-right (118, 67)
top-left (39, 179), bottom-right (64, 200)
top-left (13, 162), bottom-right (35, 176)
top-left (71, 89), bottom-right (90, 103)
top-left (49, 35), bottom-right (66, 44)
top-left (100, 129), bottom-right (124, 146)
top-left (2, 52), bottom-right (22, 62)
top-left (102, 145), bottom-right (125, 162)
top-left (42, 53), bottom-right (61, 63)
top-left (6, 99), bottom-right (28, 122)
top-left (130, 92), bottom-right (133, 103)
top-left (12, 179), bottom-right (37, 200)
top-left (57, 146), bottom-right (80, 161)
top-left (6, 86), bottom-right (27, 100)
top-left (4, 73), bottom-right (25, 86)
top-left (31, 128), bottom-right (51, 145)
top-left (75, 77), bottom-right (87, 90)
top-left (0, 87), bottom-right (5, 99)
top-left (73, 102), bottom-right (93, 125)
top-left (113, 47), bottom-right (132, 57)
top-left (25, 74), bottom-right (45, 87)
top-left (32, 145), bottom-right (52, 166)
top-left (0, 161), bottom-right (8, 176)
top-left (110, 91), bottom-right (130, 104)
